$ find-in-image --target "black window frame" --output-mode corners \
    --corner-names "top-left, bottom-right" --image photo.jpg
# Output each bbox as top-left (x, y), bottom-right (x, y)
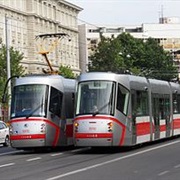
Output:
top-left (49, 87), bottom-right (63, 117)
top-left (116, 83), bottom-right (130, 115)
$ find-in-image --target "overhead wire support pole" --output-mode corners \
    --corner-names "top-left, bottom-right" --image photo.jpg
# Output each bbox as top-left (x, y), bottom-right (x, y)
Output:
top-left (5, 15), bottom-right (11, 120)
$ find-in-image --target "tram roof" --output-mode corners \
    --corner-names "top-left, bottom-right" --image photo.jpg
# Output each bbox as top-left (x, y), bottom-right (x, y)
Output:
top-left (78, 71), bottom-right (148, 82)
top-left (77, 72), bottom-right (178, 94)
top-left (15, 75), bottom-right (64, 84)
top-left (14, 74), bottom-right (76, 91)
top-left (78, 72), bottom-right (130, 81)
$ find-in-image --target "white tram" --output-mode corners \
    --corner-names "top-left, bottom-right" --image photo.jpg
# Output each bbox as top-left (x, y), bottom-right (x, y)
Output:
top-left (73, 72), bottom-right (180, 147)
top-left (10, 75), bottom-right (75, 150)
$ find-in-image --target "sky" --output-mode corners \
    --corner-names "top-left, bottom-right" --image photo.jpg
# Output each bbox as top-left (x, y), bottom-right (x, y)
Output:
top-left (67, 0), bottom-right (180, 26)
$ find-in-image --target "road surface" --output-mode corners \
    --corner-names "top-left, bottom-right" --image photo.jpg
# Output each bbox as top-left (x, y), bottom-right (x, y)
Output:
top-left (0, 138), bottom-right (180, 180)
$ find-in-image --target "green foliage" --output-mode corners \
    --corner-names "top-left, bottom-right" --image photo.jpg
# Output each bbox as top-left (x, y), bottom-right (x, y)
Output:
top-left (89, 33), bottom-right (178, 81)
top-left (141, 38), bottom-right (177, 81)
top-left (0, 44), bottom-right (24, 101)
top-left (89, 36), bottom-right (126, 73)
top-left (58, 65), bottom-right (75, 79)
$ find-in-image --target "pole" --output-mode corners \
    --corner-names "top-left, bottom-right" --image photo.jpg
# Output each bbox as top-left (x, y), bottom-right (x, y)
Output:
top-left (5, 15), bottom-right (11, 120)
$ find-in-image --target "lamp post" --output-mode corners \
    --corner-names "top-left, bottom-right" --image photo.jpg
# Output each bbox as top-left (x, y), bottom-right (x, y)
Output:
top-left (5, 15), bottom-right (11, 120)
top-left (118, 52), bottom-right (131, 74)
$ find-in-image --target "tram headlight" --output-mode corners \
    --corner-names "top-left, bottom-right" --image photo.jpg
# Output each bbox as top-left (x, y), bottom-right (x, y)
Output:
top-left (74, 122), bottom-right (79, 132)
top-left (107, 122), bottom-right (113, 132)
top-left (40, 123), bottom-right (46, 133)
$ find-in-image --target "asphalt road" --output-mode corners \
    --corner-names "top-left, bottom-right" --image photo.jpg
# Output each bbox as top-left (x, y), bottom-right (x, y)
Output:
top-left (0, 137), bottom-right (180, 180)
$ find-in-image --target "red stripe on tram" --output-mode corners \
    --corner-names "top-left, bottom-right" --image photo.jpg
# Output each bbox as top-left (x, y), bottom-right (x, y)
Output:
top-left (136, 122), bottom-right (151, 136)
top-left (10, 134), bottom-right (45, 140)
top-left (160, 124), bottom-right (166, 132)
top-left (75, 133), bottom-right (113, 139)
top-left (173, 118), bottom-right (180, 129)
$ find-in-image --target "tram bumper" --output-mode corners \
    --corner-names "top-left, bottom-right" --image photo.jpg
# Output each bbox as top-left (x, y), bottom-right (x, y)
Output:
top-left (10, 139), bottom-right (45, 149)
top-left (73, 116), bottom-right (117, 147)
top-left (73, 115), bottom-right (126, 147)
top-left (9, 118), bottom-right (48, 149)
top-left (74, 133), bottom-right (113, 147)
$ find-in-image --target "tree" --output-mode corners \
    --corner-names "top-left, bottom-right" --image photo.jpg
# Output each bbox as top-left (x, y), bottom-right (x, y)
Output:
top-left (142, 38), bottom-right (177, 81)
top-left (89, 35), bottom-right (126, 73)
top-left (0, 44), bottom-right (24, 100)
top-left (115, 33), bottom-right (146, 74)
top-left (58, 65), bottom-right (75, 79)
top-left (0, 44), bottom-right (24, 121)
top-left (89, 33), bottom-right (178, 81)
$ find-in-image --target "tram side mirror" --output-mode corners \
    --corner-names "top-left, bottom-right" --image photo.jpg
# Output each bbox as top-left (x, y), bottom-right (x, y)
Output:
top-left (2, 75), bottom-right (19, 104)
top-left (2, 93), bottom-right (7, 104)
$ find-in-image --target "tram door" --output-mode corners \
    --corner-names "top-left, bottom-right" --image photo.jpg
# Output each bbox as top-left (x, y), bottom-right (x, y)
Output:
top-left (152, 94), bottom-right (171, 140)
top-left (131, 90), bottom-right (137, 144)
top-left (152, 94), bottom-right (160, 140)
top-left (49, 87), bottom-right (64, 144)
top-left (131, 89), bottom-right (150, 144)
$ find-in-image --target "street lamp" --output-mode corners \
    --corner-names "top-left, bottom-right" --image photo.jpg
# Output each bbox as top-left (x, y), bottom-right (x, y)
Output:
top-left (118, 52), bottom-right (132, 74)
top-left (5, 15), bottom-right (11, 119)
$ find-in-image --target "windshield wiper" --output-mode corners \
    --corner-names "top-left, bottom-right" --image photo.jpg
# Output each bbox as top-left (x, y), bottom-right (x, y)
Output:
top-left (92, 102), bottom-right (110, 116)
top-left (92, 89), bottom-right (113, 116)
top-left (26, 101), bottom-right (44, 119)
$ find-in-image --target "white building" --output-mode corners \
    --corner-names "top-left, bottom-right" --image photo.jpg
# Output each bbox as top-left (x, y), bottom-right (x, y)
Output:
top-left (0, 0), bottom-right (82, 75)
top-left (79, 17), bottom-right (180, 73)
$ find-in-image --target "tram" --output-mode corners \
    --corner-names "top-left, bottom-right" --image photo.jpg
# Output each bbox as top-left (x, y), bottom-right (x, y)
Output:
top-left (73, 72), bottom-right (180, 147)
top-left (9, 75), bottom-right (75, 150)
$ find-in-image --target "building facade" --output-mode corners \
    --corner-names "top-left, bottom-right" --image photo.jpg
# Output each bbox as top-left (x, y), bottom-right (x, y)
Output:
top-left (0, 0), bottom-right (82, 75)
top-left (79, 17), bottom-right (180, 73)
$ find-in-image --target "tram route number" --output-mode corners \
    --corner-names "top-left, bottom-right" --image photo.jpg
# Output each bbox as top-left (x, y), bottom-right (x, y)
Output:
top-left (22, 129), bottom-right (30, 133)
top-left (89, 127), bottom-right (96, 131)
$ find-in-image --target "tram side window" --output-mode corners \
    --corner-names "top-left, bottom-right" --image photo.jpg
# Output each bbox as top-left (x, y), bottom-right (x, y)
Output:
top-left (132, 90), bottom-right (149, 116)
top-left (159, 96), bottom-right (170, 119)
top-left (152, 94), bottom-right (170, 121)
top-left (173, 94), bottom-right (180, 114)
top-left (65, 92), bottom-right (74, 118)
top-left (116, 84), bottom-right (129, 115)
top-left (49, 87), bottom-right (63, 117)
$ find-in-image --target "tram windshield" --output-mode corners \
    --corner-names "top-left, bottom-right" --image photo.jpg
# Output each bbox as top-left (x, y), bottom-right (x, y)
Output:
top-left (11, 84), bottom-right (48, 118)
top-left (76, 81), bottom-right (115, 115)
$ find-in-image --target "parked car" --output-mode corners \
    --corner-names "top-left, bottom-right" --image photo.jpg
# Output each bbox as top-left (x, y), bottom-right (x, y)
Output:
top-left (0, 121), bottom-right (9, 146)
